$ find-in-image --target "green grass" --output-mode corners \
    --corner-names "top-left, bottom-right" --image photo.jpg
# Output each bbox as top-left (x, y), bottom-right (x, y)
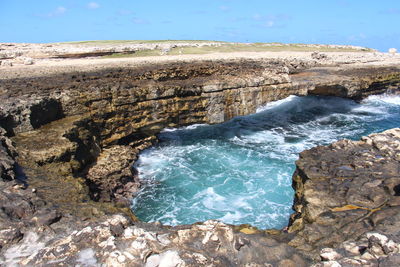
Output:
top-left (103, 49), bottom-right (163, 58)
top-left (61, 40), bottom-right (374, 59)
top-left (105, 43), bottom-right (373, 58)
top-left (168, 43), bottom-right (374, 54)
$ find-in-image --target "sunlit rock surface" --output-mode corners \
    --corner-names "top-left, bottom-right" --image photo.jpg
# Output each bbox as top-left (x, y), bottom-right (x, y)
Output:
top-left (290, 128), bottom-right (400, 260)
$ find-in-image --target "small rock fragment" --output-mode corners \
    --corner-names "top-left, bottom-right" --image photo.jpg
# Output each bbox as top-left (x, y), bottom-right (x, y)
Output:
top-left (320, 248), bottom-right (341, 261)
top-left (23, 57), bottom-right (34, 65)
top-left (388, 48), bottom-right (397, 55)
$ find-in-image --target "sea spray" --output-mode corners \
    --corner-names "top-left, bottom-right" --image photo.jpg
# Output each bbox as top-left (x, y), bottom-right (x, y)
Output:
top-left (132, 94), bottom-right (400, 229)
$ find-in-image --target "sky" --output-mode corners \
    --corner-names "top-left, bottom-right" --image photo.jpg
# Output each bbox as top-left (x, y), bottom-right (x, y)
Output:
top-left (1, 0), bottom-right (399, 51)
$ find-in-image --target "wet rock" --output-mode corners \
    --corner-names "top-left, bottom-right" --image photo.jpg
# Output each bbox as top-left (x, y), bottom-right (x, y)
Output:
top-left (0, 227), bottom-right (23, 248)
top-left (30, 208), bottom-right (61, 226)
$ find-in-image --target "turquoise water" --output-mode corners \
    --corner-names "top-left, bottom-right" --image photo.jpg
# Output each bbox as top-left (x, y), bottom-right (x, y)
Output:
top-left (131, 94), bottom-right (400, 229)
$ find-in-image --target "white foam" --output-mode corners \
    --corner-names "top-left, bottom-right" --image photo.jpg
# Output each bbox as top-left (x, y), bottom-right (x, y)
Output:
top-left (220, 211), bottom-right (244, 223)
top-left (364, 94), bottom-right (400, 105)
top-left (256, 95), bottom-right (298, 112)
top-left (198, 187), bottom-right (226, 210)
top-left (161, 123), bottom-right (207, 133)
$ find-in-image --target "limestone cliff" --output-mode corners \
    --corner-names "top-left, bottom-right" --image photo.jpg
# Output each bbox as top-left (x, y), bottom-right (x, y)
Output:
top-left (1, 60), bottom-right (399, 205)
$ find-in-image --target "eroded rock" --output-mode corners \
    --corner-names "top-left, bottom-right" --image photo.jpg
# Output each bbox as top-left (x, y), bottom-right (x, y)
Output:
top-left (290, 128), bottom-right (400, 260)
top-left (0, 216), bottom-right (310, 266)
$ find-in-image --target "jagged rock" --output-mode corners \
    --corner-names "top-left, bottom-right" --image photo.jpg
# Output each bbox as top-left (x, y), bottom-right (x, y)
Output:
top-left (29, 208), bottom-right (61, 226)
top-left (314, 231), bottom-right (400, 267)
top-left (86, 139), bottom-right (155, 203)
top-left (0, 60), bottom-right (12, 67)
top-left (290, 128), bottom-right (400, 259)
top-left (0, 128), bottom-right (17, 180)
top-left (0, 216), bottom-right (310, 266)
top-left (0, 227), bottom-right (23, 248)
top-left (311, 51), bottom-right (328, 60)
top-left (320, 248), bottom-right (341, 261)
top-left (0, 96), bottom-right (64, 135)
top-left (145, 250), bottom-right (183, 267)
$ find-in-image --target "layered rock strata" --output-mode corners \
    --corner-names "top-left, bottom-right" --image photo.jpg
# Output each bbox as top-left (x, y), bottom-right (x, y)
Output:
top-left (1, 56), bottom-right (400, 265)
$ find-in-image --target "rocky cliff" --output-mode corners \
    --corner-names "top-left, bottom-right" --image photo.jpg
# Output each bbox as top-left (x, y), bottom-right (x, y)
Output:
top-left (1, 55), bottom-right (400, 266)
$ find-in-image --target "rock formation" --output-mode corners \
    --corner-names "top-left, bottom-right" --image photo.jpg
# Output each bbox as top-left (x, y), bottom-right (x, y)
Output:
top-left (1, 50), bottom-right (400, 266)
top-left (290, 128), bottom-right (400, 263)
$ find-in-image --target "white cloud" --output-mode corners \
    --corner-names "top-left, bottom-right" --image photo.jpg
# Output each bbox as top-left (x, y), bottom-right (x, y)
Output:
top-left (219, 6), bottom-right (230, 11)
top-left (348, 33), bottom-right (367, 41)
top-left (88, 2), bottom-right (100, 9)
top-left (46, 6), bottom-right (67, 17)
top-left (56, 6), bottom-right (67, 14)
top-left (118, 10), bottom-right (133, 16)
top-left (132, 17), bottom-right (149, 24)
top-left (265, 20), bottom-right (275, 28)
top-left (253, 13), bottom-right (262, 20)
top-left (252, 14), bottom-right (291, 28)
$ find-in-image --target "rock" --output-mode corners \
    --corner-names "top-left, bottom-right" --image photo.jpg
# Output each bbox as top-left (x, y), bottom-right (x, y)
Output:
top-left (289, 128), bottom-right (400, 257)
top-left (145, 250), bottom-right (183, 267)
top-left (0, 129), bottom-right (17, 181)
top-left (315, 231), bottom-right (400, 266)
top-left (86, 144), bottom-right (147, 203)
top-left (311, 51), bottom-right (328, 60)
top-left (379, 254), bottom-right (400, 267)
top-left (30, 208), bottom-right (61, 226)
top-left (0, 60), bottom-right (13, 67)
top-left (320, 248), bottom-right (341, 261)
top-left (388, 48), bottom-right (397, 54)
top-left (278, 259), bottom-right (297, 267)
top-left (23, 57), bottom-right (34, 65)
top-left (0, 227), bottom-right (23, 248)
top-left (342, 241), bottom-right (362, 255)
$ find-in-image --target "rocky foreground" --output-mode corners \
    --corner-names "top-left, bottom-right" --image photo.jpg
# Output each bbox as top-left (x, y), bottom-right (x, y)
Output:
top-left (1, 43), bottom-right (400, 266)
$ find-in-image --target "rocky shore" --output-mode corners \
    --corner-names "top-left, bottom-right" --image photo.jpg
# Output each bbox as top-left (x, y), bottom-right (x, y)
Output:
top-left (1, 43), bottom-right (400, 266)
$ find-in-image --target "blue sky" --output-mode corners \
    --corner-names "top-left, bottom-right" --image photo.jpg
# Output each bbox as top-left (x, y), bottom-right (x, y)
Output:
top-left (1, 0), bottom-right (399, 51)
